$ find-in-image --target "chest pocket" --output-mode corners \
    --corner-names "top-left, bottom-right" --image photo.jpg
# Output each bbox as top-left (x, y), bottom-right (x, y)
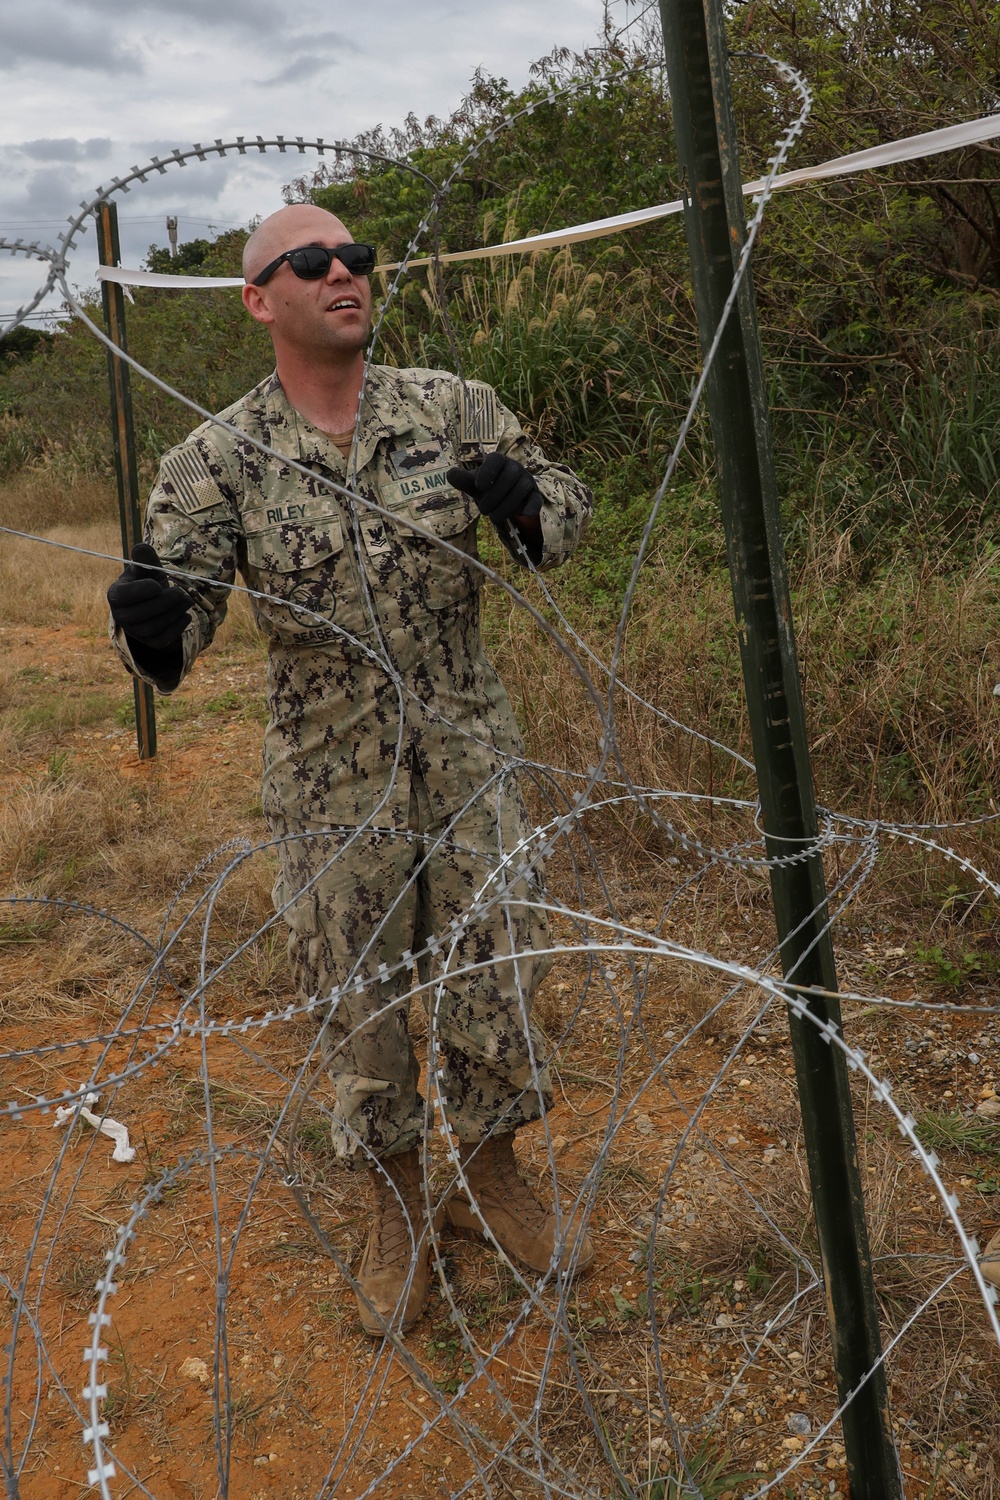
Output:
top-left (379, 464), bottom-right (481, 611)
top-left (241, 497), bottom-right (370, 646)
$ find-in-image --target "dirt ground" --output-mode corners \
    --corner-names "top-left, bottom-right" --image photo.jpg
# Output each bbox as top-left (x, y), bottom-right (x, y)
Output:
top-left (3, 603), bottom-right (1000, 1500)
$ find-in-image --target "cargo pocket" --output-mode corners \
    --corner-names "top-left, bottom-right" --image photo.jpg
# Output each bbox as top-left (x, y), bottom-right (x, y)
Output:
top-left (243, 502), bottom-right (370, 644)
top-left (272, 872), bottom-right (323, 998)
top-left (383, 479), bottom-right (481, 610)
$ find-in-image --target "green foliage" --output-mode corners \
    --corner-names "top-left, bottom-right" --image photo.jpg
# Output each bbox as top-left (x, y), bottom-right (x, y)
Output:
top-left (914, 944), bottom-right (983, 990)
top-left (0, 227), bottom-right (267, 481)
top-left (747, 1246), bottom-right (772, 1297)
top-left (0, 325), bottom-right (52, 363)
top-left (380, 244), bottom-right (700, 469)
top-left (646, 1448), bottom-right (761, 1500)
top-left (734, 0), bottom-right (1000, 550)
top-left (145, 238), bottom-right (217, 274)
top-left (294, 53), bottom-right (676, 266)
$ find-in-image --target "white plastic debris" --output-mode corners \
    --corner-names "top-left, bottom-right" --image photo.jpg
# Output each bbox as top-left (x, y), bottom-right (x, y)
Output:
top-left (53, 1092), bottom-right (135, 1163)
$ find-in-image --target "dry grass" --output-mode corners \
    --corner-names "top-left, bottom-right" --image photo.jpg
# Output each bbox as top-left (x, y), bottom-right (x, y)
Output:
top-left (0, 505), bottom-right (275, 1034)
top-left (484, 525), bottom-right (1000, 835)
top-left (0, 480), bottom-right (260, 647)
top-left (0, 521), bottom-right (120, 630)
top-left (0, 465), bottom-right (116, 532)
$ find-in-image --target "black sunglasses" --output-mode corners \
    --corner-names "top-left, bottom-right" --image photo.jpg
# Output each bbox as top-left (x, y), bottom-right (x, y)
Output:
top-left (251, 241), bottom-right (377, 286)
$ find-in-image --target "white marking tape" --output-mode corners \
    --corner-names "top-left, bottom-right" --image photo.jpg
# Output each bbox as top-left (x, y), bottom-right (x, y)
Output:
top-left (53, 1091), bottom-right (136, 1163)
top-left (95, 111), bottom-right (1000, 291)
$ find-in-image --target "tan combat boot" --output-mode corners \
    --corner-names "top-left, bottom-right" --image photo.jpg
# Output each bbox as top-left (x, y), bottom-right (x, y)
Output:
top-left (978, 1226), bottom-right (1000, 1290)
top-left (356, 1149), bottom-right (439, 1336)
top-left (444, 1133), bottom-right (595, 1277)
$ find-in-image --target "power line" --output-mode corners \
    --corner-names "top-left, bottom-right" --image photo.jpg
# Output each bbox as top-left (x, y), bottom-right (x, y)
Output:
top-left (0, 216), bottom-right (248, 229)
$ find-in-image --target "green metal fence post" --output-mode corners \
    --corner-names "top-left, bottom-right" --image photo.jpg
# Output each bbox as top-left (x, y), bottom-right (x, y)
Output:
top-left (96, 199), bottom-right (157, 761)
top-left (657, 2), bottom-right (901, 1494)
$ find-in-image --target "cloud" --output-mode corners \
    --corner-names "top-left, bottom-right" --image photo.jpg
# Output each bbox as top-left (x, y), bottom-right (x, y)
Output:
top-left (258, 30), bottom-right (360, 88)
top-left (111, 159), bottom-right (232, 210)
top-left (20, 138), bottom-right (112, 162)
top-left (0, 0), bottom-right (275, 75)
top-left (81, 0), bottom-right (274, 28)
top-left (0, 154), bottom-right (230, 232)
top-left (260, 56), bottom-right (339, 88)
top-left (0, 11), bottom-right (140, 72)
top-left (3, 166), bottom-right (86, 222)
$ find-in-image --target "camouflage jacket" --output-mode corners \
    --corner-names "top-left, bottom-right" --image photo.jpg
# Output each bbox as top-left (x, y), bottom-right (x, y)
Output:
top-left (111, 365), bottom-right (593, 825)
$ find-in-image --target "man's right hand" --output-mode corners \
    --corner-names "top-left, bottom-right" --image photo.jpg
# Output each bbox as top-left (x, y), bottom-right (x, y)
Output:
top-left (107, 543), bottom-right (192, 650)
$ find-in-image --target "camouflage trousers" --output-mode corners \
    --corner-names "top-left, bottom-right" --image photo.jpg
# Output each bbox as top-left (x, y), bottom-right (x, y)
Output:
top-left (269, 767), bottom-right (553, 1165)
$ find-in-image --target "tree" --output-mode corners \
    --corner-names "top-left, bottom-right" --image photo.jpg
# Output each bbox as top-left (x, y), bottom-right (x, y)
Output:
top-left (145, 239), bottom-right (215, 275)
top-left (0, 325), bottom-right (53, 362)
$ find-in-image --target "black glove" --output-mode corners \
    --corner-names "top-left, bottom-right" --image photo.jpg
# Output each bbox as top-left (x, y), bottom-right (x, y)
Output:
top-left (107, 542), bottom-right (192, 650)
top-left (447, 453), bottom-right (543, 525)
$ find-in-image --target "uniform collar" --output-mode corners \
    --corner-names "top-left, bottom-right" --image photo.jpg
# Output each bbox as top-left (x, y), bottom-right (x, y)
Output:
top-left (262, 365), bottom-right (413, 476)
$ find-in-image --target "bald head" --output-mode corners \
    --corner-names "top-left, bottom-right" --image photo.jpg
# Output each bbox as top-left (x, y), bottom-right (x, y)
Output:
top-left (242, 204), bottom-right (354, 283)
top-left (240, 201), bottom-right (373, 383)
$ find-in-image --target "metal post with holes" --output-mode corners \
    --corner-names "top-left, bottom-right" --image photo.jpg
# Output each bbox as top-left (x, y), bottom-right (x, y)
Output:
top-left (657, 1), bottom-right (900, 1494)
top-left (96, 200), bottom-right (157, 760)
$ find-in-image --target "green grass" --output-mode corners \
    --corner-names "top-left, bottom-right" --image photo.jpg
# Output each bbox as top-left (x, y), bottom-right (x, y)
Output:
top-left (204, 689), bottom-right (244, 715)
top-left (916, 1110), bottom-right (1000, 1161)
top-left (607, 1431), bottom-right (760, 1500)
top-left (13, 690), bottom-right (120, 738)
top-left (0, 912), bottom-right (58, 945)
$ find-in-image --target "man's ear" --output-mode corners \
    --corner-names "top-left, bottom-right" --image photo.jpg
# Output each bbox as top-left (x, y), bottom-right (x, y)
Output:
top-left (242, 283), bottom-right (275, 326)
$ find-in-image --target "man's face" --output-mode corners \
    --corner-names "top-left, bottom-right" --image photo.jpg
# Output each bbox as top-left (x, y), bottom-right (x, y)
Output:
top-left (244, 221), bottom-right (373, 360)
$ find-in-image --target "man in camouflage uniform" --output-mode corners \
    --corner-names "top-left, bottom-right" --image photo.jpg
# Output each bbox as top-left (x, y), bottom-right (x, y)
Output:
top-left (107, 204), bottom-right (594, 1335)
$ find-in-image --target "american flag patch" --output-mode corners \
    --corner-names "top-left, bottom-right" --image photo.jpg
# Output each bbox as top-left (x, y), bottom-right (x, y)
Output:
top-left (459, 382), bottom-right (500, 448)
top-left (160, 445), bottom-right (227, 516)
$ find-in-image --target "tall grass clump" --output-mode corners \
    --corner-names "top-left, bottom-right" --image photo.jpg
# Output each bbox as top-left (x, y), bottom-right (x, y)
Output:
top-left (382, 241), bottom-right (699, 466)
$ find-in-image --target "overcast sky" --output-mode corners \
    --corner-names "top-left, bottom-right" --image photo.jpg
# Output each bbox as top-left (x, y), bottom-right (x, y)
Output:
top-left (0, 0), bottom-right (619, 326)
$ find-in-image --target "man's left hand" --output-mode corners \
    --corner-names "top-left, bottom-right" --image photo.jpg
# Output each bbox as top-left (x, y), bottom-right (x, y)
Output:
top-left (447, 454), bottom-right (543, 525)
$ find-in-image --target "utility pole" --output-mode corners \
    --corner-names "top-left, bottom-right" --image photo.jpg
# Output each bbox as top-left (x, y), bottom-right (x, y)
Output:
top-left (96, 200), bottom-right (157, 761)
top-left (657, 2), bottom-right (900, 1495)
